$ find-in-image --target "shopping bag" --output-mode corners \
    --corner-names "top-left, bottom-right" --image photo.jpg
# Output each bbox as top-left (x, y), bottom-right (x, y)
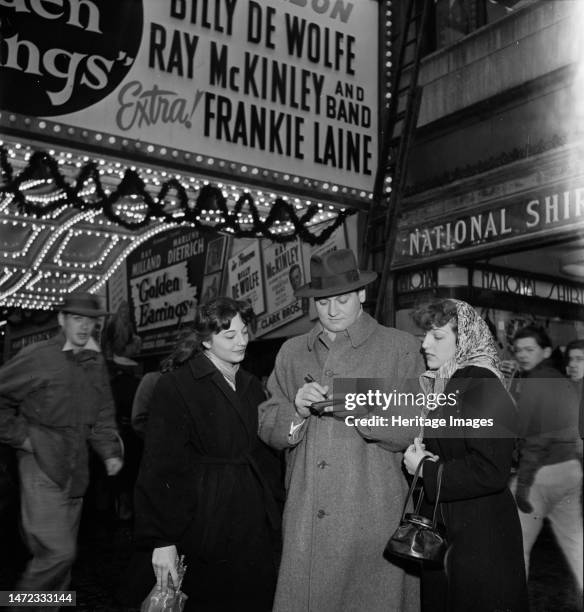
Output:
top-left (140, 555), bottom-right (188, 612)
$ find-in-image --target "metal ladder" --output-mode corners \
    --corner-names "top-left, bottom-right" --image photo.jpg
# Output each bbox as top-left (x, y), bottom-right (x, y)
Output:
top-left (361, 0), bottom-right (433, 324)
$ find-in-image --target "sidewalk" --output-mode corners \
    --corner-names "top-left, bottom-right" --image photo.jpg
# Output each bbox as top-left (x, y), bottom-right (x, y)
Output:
top-left (1, 517), bottom-right (582, 611)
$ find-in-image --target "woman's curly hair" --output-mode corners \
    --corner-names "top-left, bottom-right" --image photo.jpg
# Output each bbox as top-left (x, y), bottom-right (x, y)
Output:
top-left (160, 297), bottom-right (255, 372)
top-left (412, 299), bottom-right (458, 334)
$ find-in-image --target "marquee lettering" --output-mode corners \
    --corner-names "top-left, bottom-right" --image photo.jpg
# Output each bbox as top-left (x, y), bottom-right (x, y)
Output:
top-left (285, 0), bottom-right (354, 23)
top-left (138, 273), bottom-right (181, 302)
top-left (265, 245), bottom-right (300, 279)
top-left (0, 0), bottom-right (102, 32)
top-left (169, 0), bottom-right (238, 35)
top-left (284, 14), bottom-right (355, 74)
top-left (204, 93), bottom-right (305, 158)
top-left (116, 81), bottom-right (203, 130)
top-left (313, 123), bottom-right (372, 174)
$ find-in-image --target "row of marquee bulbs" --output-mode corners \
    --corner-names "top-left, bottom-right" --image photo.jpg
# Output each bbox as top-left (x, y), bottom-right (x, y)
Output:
top-left (0, 219), bottom-right (172, 310)
top-left (2, 123), bottom-right (379, 200)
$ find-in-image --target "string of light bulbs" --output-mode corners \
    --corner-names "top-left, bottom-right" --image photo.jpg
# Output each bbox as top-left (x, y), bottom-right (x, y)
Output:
top-left (1, 146), bottom-right (356, 246)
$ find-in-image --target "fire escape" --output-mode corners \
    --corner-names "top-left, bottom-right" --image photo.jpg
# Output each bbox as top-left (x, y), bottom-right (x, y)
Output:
top-left (361, 0), bottom-right (433, 324)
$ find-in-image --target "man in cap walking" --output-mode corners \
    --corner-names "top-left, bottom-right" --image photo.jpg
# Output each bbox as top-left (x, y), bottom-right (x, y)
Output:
top-left (0, 292), bottom-right (123, 596)
top-left (259, 249), bottom-right (424, 612)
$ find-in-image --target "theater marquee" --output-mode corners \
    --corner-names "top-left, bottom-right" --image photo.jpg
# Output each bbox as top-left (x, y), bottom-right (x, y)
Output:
top-left (0, 0), bottom-right (380, 197)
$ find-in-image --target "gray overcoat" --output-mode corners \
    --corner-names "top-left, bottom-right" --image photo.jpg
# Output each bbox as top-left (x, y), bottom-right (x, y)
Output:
top-left (259, 312), bottom-right (425, 612)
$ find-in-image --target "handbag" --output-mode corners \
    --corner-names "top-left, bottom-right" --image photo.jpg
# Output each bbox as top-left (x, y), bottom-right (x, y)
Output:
top-left (384, 455), bottom-right (447, 564)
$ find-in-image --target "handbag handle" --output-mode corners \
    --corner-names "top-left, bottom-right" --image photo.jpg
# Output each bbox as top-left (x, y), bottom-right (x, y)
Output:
top-left (401, 455), bottom-right (444, 529)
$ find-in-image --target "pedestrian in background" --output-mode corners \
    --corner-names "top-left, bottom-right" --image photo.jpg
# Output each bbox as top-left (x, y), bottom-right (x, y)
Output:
top-left (510, 325), bottom-right (583, 593)
top-left (0, 292), bottom-right (123, 596)
top-left (107, 354), bottom-right (142, 521)
top-left (565, 338), bottom-right (584, 440)
top-left (130, 331), bottom-right (198, 439)
top-left (131, 370), bottom-right (161, 439)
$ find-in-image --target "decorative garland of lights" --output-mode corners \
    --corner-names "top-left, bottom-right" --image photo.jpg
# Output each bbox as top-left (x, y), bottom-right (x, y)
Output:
top-left (0, 147), bottom-right (355, 246)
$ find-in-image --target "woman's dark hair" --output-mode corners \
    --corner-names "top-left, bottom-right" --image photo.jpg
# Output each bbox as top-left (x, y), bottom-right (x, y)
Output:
top-left (160, 297), bottom-right (255, 371)
top-left (565, 339), bottom-right (584, 364)
top-left (412, 299), bottom-right (458, 333)
top-left (512, 324), bottom-right (552, 349)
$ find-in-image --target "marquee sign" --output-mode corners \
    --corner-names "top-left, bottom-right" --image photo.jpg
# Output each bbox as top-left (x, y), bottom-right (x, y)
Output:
top-left (473, 267), bottom-right (584, 306)
top-left (0, 0), bottom-right (381, 198)
top-left (256, 239), bottom-right (305, 335)
top-left (126, 225), bottom-right (226, 354)
top-left (394, 182), bottom-right (584, 266)
top-left (395, 265), bottom-right (584, 308)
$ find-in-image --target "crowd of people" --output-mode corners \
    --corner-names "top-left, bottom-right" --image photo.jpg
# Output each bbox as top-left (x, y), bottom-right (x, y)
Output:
top-left (0, 247), bottom-right (582, 612)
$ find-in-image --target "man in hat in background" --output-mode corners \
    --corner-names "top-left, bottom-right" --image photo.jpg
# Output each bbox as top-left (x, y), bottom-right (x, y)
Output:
top-left (0, 291), bottom-right (123, 597)
top-left (259, 249), bottom-right (425, 612)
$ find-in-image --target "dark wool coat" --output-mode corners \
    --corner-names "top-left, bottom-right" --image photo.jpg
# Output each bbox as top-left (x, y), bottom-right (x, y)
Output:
top-left (420, 366), bottom-right (529, 612)
top-left (134, 352), bottom-right (283, 612)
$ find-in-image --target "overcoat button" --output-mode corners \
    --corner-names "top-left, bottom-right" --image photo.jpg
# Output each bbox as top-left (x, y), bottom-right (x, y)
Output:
top-left (317, 460), bottom-right (328, 469)
top-left (317, 509), bottom-right (326, 519)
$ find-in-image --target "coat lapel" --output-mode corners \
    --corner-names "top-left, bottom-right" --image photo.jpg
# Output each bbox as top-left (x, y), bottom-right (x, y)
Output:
top-left (187, 352), bottom-right (255, 441)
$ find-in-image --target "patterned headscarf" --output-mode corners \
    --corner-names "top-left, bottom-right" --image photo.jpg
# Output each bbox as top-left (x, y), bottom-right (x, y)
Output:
top-left (420, 299), bottom-right (503, 397)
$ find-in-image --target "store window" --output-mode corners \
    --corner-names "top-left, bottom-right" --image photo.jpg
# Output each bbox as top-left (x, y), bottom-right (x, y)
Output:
top-left (432, 0), bottom-right (538, 51)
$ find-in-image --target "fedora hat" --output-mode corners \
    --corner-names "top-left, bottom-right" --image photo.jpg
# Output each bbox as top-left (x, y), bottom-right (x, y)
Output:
top-left (295, 249), bottom-right (377, 298)
top-left (58, 292), bottom-right (108, 317)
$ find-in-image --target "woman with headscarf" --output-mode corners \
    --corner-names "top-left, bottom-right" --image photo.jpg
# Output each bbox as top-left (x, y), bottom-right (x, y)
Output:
top-left (133, 297), bottom-right (283, 612)
top-left (403, 298), bottom-right (528, 612)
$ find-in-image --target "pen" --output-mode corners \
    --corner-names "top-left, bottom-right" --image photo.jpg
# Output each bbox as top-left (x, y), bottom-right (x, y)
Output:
top-left (304, 374), bottom-right (328, 399)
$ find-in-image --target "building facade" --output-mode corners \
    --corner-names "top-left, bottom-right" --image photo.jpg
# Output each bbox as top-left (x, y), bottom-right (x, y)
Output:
top-left (394, 0), bottom-right (584, 352)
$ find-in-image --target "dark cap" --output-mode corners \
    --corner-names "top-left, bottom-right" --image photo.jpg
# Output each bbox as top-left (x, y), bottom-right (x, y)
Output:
top-left (58, 292), bottom-right (108, 317)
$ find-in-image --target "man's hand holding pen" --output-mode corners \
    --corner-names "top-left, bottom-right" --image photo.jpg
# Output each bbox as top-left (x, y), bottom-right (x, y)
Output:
top-left (294, 374), bottom-right (330, 418)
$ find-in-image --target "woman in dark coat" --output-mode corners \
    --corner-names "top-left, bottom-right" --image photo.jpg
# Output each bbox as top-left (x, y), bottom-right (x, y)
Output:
top-left (404, 299), bottom-right (528, 612)
top-left (134, 297), bottom-right (283, 612)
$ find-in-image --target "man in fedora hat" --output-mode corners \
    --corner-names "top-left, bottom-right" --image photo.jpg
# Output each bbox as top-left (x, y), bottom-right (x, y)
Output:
top-left (0, 291), bottom-right (123, 598)
top-left (259, 249), bottom-right (424, 612)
